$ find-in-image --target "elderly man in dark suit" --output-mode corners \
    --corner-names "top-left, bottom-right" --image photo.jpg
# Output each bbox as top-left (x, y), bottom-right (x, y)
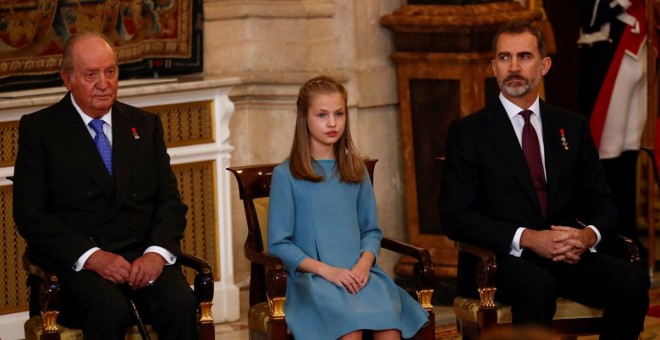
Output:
top-left (440, 20), bottom-right (649, 339)
top-left (13, 31), bottom-right (198, 339)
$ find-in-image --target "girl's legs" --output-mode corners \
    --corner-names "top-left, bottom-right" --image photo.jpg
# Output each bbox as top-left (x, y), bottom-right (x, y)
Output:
top-left (339, 329), bottom-right (401, 340)
top-left (373, 329), bottom-right (401, 340)
top-left (339, 330), bottom-right (362, 340)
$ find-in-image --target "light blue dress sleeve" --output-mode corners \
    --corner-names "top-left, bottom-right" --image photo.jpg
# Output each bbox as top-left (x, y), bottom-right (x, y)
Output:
top-left (267, 164), bottom-right (309, 275)
top-left (357, 171), bottom-right (383, 261)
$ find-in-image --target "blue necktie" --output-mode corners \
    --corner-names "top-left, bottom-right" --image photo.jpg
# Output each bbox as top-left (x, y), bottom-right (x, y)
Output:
top-left (89, 119), bottom-right (113, 176)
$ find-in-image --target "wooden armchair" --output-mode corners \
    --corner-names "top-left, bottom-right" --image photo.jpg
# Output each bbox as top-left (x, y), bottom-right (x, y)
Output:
top-left (452, 235), bottom-right (640, 340)
top-left (227, 159), bottom-right (436, 340)
top-left (22, 252), bottom-right (216, 340)
top-left (641, 146), bottom-right (659, 274)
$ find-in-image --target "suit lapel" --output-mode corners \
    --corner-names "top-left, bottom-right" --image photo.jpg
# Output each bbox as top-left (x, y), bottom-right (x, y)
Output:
top-left (109, 104), bottom-right (139, 212)
top-left (540, 101), bottom-right (564, 213)
top-left (53, 94), bottom-right (115, 197)
top-left (484, 100), bottom-right (542, 212)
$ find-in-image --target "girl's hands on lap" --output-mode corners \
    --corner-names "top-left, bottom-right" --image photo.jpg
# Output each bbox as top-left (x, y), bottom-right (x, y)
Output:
top-left (297, 254), bottom-right (374, 294)
top-left (351, 261), bottom-right (371, 289)
top-left (350, 251), bottom-right (375, 289)
top-left (322, 266), bottom-right (362, 294)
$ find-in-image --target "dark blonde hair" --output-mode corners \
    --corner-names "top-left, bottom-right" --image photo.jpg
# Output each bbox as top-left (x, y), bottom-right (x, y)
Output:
top-left (289, 75), bottom-right (365, 183)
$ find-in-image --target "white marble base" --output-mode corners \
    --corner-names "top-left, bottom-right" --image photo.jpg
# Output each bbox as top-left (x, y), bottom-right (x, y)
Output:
top-left (212, 281), bottom-right (241, 323)
top-left (0, 311), bottom-right (28, 340)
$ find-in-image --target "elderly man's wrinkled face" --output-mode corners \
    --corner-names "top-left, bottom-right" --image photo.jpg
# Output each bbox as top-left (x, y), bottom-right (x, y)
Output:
top-left (61, 35), bottom-right (118, 118)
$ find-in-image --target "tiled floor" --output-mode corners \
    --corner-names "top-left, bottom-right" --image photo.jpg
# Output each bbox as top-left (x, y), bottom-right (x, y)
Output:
top-left (214, 288), bottom-right (250, 339)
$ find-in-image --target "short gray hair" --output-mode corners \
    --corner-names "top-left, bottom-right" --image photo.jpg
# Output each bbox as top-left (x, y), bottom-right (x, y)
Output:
top-left (60, 31), bottom-right (116, 73)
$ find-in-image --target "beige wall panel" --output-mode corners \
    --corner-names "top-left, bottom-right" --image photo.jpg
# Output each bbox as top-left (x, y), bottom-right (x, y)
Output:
top-left (228, 103), bottom-right (296, 281)
top-left (355, 105), bottom-right (407, 276)
top-left (204, 22), bottom-right (250, 75)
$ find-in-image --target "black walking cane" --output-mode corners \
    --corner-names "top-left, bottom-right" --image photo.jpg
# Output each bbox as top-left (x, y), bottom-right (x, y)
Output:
top-left (120, 284), bottom-right (151, 340)
top-left (101, 239), bottom-right (152, 340)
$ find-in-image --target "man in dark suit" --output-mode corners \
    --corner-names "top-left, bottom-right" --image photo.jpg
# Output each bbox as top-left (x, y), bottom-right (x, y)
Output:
top-left (440, 20), bottom-right (649, 339)
top-left (13, 32), bottom-right (198, 339)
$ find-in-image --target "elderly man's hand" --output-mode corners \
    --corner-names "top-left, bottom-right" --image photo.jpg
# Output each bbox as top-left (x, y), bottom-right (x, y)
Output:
top-left (84, 250), bottom-right (132, 284)
top-left (129, 252), bottom-right (166, 289)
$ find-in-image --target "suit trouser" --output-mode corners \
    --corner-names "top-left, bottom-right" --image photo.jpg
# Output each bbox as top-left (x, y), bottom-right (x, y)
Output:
top-left (58, 265), bottom-right (199, 340)
top-left (495, 251), bottom-right (649, 340)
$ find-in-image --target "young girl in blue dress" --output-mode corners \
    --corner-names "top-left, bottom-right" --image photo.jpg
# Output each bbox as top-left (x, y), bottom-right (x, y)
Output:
top-left (267, 75), bottom-right (429, 339)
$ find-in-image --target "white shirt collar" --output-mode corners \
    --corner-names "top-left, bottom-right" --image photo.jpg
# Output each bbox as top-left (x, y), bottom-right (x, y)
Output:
top-left (70, 94), bottom-right (113, 127)
top-left (499, 93), bottom-right (541, 121)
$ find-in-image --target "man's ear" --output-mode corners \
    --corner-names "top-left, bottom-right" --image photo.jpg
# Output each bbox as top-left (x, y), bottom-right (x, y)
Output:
top-left (540, 56), bottom-right (552, 76)
top-left (60, 71), bottom-right (72, 90)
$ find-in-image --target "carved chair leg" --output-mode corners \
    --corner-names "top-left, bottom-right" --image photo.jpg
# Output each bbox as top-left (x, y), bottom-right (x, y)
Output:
top-left (476, 308), bottom-right (498, 330)
top-left (198, 323), bottom-right (214, 340)
top-left (413, 309), bottom-right (435, 339)
top-left (267, 318), bottom-right (288, 340)
top-left (198, 301), bottom-right (214, 340)
top-left (413, 289), bottom-right (435, 339)
top-left (40, 334), bottom-right (62, 340)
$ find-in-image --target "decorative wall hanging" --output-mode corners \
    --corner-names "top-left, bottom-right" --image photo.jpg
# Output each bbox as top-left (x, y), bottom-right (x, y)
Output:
top-left (0, 0), bottom-right (203, 92)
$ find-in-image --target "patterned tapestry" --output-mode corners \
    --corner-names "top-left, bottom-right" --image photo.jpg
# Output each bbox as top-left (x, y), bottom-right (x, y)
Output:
top-left (0, 0), bottom-right (203, 92)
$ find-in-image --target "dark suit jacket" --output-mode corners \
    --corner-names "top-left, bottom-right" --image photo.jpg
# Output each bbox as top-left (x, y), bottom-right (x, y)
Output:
top-left (13, 93), bottom-right (188, 276)
top-left (441, 98), bottom-right (617, 257)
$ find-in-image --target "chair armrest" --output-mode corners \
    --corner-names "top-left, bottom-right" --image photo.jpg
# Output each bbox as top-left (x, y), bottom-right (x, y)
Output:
top-left (381, 237), bottom-right (434, 310)
top-left (177, 252), bottom-right (212, 273)
top-left (244, 245), bottom-right (287, 318)
top-left (245, 246), bottom-right (286, 273)
top-left (245, 246), bottom-right (287, 294)
top-left (615, 235), bottom-right (641, 264)
top-left (640, 147), bottom-right (659, 183)
top-left (22, 253), bottom-right (60, 315)
top-left (454, 242), bottom-right (498, 289)
top-left (454, 242), bottom-right (498, 308)
top-left (381, 237), bottom-right (434, 289)
top-left (177, 253), bottom-right (214, 305)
